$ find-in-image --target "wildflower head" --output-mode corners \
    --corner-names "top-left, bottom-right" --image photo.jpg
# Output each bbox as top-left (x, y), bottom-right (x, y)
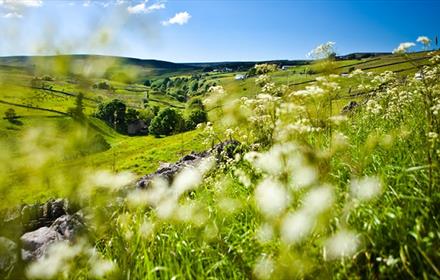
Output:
top-left (393, 42), bottom-right (415, 54)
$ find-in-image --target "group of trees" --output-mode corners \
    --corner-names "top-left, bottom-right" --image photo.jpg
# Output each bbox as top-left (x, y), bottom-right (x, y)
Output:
top-left (146, 105), bottom-right (208, 137)
top-left (145, 75), bottom-right (217, 102)
top-left (95, 99), bottom-right (207, 137)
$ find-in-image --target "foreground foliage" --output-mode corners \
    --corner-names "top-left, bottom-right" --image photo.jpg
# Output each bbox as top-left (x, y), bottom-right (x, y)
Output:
top-left (1, 48), bottom-right (440, 279)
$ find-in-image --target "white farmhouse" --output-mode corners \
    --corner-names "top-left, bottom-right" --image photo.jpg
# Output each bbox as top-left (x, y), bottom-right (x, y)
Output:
top-left (235, 74), bottom-right (246, 80)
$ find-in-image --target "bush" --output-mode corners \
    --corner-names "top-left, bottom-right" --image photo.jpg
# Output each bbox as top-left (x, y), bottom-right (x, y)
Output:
top-left (149, 108), bottom-right (184, 137)
top-left (187, 97), bottom-right (205, 110)
top-left (94, 81), bottom-right (113, 90)
top-left (95, 99), bottom-right (127, 132)
top-left (185, 109), bottom-right (208, 130)
top-left (4, 108), bottom-right (17, 121)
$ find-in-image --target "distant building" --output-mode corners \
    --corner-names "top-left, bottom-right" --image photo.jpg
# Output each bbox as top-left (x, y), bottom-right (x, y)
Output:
top-left (212, 67), bottom-right (233, 73)
top-left (235, 74), bottom-right (246, 80)
top-left (282, 65), bottom-right (295, 70)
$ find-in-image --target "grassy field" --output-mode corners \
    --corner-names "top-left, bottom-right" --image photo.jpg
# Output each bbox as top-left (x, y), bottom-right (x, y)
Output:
top-left (1, 51), bottom-right (437, 205)
top-left (1, 51), bottom-right (439, 279)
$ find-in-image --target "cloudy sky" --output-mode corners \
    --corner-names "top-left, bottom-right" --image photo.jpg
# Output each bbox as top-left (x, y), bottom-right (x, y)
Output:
top-left (0, 0), bottom-right (439, 62)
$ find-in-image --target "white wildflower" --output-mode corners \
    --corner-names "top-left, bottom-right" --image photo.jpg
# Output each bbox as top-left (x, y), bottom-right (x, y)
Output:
top-left (332, 132), bottom-right (349, 150)
top-left (90, 259), bottom-right (115, 278)
top-left (293, 85), bottom-right (325, 97)
top-left (393, 42), bottom-right (415, 54)
top-left (280, 210), bottom-right (313, 244)
top-left (329, 115), bottom-right (348, 125)
top-left (350, 176), bottom-right (382, 201)
top-left (416, 36), bottom-right (431, 48)
top-left (303, 185), bottom-right (334, 215)
top-left (256, 223), bottom-right (274, 243)
top-left (85, 170), bottom-right (135, 191)
top-left (253, 256), bottom-right (274, 280)
top-left (292, 164), bottom-right (318, 188)
top-left (208, 85), bottom-right (225, 95)
top-left (139, 219), bottom-right (154, 238)
top-left (307, 41), bottom-right (336, 59)
top-left (324, 230), bottom-right (360, 259)
top-left (255, 178), bottom-right (290, 217)
top-left (172, 167), bottom-right (202, 197)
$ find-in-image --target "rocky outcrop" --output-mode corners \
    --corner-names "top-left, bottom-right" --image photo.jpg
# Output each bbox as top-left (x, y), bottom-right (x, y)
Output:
top-left (137, 140), bottom-right (240, 189)
top-left (0, 237), bottom-right (17, 275)
top-left (20, 227), bottom-right (62, 262)
top-left (0, 198), bottom-right (84, 270)
top-left (341, 101), bottom-right (359, 114)
top-left (20, 212), bottom-right (85, 261)
top-left (1, 140), bottom-right (241, 270)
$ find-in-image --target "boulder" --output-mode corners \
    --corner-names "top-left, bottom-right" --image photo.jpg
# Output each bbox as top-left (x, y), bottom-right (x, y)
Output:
top-left (51, 213), bottom-right (85, 241)
top-left (20, 227), bottom-right (62, 262)
top-left (0, 237), bottom-right (17, 275)
top-left (136, 140), bottom-right (240, 189)
top-left (341, 101), bottom-right (359, 114)
top-left (21, 199), bottom-right (69, 232)
top-left (20, 213), bottom-right (84, 262)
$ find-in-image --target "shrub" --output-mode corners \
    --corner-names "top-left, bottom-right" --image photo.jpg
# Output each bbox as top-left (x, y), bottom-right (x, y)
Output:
top-left (185, 109), bottom-right (208, 130)
top-left (95, 99), bottom-right (127, 132)
top-left (149, 108), bottom-right (184, 137)
top-left (187, 97), bottom-right (205, 110)
top-left (94, 81), bottom-right (113, 90)
top-left (4, 108), bottom-right (17, 121)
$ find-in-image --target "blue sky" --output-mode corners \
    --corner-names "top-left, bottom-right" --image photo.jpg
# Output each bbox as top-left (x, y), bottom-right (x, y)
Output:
top-left (0, 0), bottom-right (439, 62)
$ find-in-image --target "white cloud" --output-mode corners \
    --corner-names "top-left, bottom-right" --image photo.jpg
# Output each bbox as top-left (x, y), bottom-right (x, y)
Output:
top-left (0, 0), bottom-right (42, 18)
top-left (0, 0), bottom-right (43, 8)
top-left (162, 11), bottom-right (191, 26)
top-left (127, 2), bottom-right (145, 13)
top-left (3, 11), bottom-right (22, 18)
top-left (127, 1), bottom-right (165, 14)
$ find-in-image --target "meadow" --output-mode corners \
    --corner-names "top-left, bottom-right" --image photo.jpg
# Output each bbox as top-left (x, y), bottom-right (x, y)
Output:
top-left (0, 46), bottom-right (439, 279)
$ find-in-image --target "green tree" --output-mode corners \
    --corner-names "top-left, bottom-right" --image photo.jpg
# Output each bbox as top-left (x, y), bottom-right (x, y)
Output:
top-left (4, 108), bottom-right (17, 121)
top-left (96, 99), bottom-right (127, 132)
top-left (125, 108), bottom-right (139, 124)
top-left (152, 105), bottom-right (160, 116)
top-left (149, 108), bottom-right (184, 137)
top-left (68, 93), bottom-right (85, 118)
top-left (185, 109), bottom-right (208, 130)
top-left (138, 108), bottom-right (155, 127)
top-left (187, 97), bottom-right (205, 110)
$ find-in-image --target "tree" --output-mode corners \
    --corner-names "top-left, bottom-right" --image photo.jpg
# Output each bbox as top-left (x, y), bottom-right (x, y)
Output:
top-left (68, 93), bottom-right (85, 118)
top-left (96, 99), bottom-right (127, 132)
top-left (187, 97), bottom-right (205, 110)
top-left (152, 106), bottom-right (160, 116)
top-left (149, 108), bottom-right (184, 137)
top-left (144, 79), bottom-right (151, 87)
top-left (125, 108), bottom-right (139, 124)
top-left (4, 108), bottom-right (17, 121)
top-left (138, 108), bottom-right (155, 127)
top-left (185, 109), bottom-right (208, 130)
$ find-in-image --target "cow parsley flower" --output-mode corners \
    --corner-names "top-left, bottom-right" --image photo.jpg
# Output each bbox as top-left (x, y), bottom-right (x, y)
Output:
top-left (280, 210), bottom-right (313, 244)
top-left (416, 36), bottom-right (431, 48)
top-left (253, 255), bottom-right (274, 280)
top-left (255, 178), bottom-right (290, 217)
top-left (350, 176), bottom-right (382, 201)
top-left (303, 185), bottom-right (334, 215)
top-left (393, 42), bottom-right (415, 54)
top-left (324, 230), bottom-right (360, 259)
